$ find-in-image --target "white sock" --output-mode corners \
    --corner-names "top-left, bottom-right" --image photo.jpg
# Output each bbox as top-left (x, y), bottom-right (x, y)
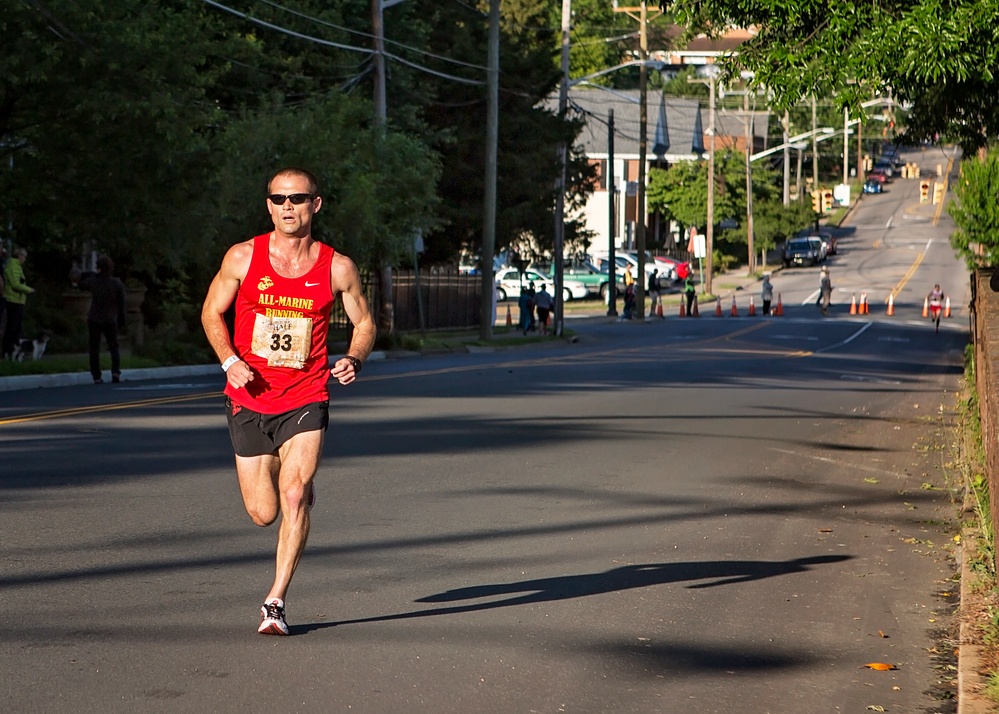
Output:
top-left (265, 597), bottom-right (284, 609)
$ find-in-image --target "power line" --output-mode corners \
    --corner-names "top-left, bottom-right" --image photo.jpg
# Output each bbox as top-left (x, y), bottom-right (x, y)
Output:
top-left (259, 0), bottom-right (489, 72)
top-left (201, 0), bottom-right (484, 86)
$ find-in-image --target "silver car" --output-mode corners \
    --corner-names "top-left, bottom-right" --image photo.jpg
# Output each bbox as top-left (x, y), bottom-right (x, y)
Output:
top-left (494, 268), bottom-right (587, 303)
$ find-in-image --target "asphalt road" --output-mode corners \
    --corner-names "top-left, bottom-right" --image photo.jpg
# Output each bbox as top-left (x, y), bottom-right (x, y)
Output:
top-left (0, 148), bottom-right (969, 714)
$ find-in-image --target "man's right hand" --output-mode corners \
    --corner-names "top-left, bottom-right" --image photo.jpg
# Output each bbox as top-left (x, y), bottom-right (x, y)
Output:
top-left (225, 360), bottom-right (255, 389)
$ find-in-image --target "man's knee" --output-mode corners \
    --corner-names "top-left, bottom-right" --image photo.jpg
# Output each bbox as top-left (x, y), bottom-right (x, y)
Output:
top-left (247, 503), bottom-right (279, 527)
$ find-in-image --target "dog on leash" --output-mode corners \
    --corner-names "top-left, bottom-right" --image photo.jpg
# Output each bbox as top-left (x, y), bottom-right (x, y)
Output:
top-left (11, 330), bottom-right (51, 362)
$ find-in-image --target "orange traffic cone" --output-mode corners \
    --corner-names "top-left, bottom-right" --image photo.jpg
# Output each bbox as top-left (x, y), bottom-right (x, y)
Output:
top-left (714, 298), bottom-right (723, 317)
top-left (849, 294), bottom-right (857, 315)
top-left (748, 296), bottom-right (756, 316)
top-left (886, 293), bottom-right (895, 316)
top-left (656, 302), bottom-right (664, 318)
top-left (731, 295), bottom-right (738, 317)
top-left (506, 304), bottom-right (512, 326)
top-left (679, 300), bottom-right (686, 317)
top-left (860, 291), bottom-right (869, 314)
top-left (692, 296), bottom-right (700, 317)
top-left (944, 296), bottom-right (952, 318)
top-left (774, 294), bottom-right (784, 316)
top-left (921, 296), bottom-right (929, 318)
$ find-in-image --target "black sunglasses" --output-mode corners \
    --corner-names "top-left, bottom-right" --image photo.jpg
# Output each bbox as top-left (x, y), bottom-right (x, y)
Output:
top-left (267, 193), bottom-right (315, 205)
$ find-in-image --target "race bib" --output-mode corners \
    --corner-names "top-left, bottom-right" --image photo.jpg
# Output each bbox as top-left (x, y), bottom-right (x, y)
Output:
top-left (250, 313), bottom-right (313, 369)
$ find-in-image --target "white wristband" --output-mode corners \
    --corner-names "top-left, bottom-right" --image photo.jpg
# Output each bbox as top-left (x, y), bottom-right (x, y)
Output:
top-left (221, 355), bottom-right (241, 372)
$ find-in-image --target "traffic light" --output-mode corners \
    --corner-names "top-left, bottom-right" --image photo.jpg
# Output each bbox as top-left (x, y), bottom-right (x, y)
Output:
top-left (822, 190), bottom-right (834, 213)
top-left (811, 189), bottom-right (822, 214)
top-left (920, 180), bottom-right (930, 204)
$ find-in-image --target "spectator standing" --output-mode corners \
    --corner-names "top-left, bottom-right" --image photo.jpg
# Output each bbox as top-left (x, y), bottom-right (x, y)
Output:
top-left (761, 273), bottom-right (774, 316)
top-left (647, 269), bottom-right (661, 318)
top-left (72, 255), bottom-right (127, 383)
top-left (518, 286), bottom-right (533, 335)
top-left (683, 274), bottom-right (697, 316)
top-left (819, 267), bottom-right (833, 316)
top-left (2, 247), bottom-right (34, 359)
top-left (534, 283), bottom-right (554, 335)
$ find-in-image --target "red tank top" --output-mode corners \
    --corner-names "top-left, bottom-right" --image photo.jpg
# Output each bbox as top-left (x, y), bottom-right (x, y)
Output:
top-left (225, 233), bottom-right (335, 413)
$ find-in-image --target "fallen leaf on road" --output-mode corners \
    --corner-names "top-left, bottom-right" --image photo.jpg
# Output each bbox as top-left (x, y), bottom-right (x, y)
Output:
top-left (864, 662), bottom-right (897, 671)
top-left (866, 706), bottom-right (886, 712)
top-left (865, 477), bottom-right (880, 484)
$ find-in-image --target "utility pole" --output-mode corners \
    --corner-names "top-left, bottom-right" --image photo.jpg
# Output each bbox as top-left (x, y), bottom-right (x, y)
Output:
top-left (607, 109), bottom-right (618, 317)
top-left (615, 3), bottom-right (660, 317)
top-left (811, 96), bottom-right (818, 189)
top-left (782, 110), bottom-right (789, 206)
top-left (635, 1), bottom-right (648, 318)
top-left (744, 91), bottom-right (754, 275)
top-left (688, 68), bottom-right (718, 295)
top-left (479, 0), bottom-right (499, 340)
top-left (553, 0), bottom-right (570, 337)
top-left (843, 106), bottom-right (849, 185)
top-left (371, 0), bottom-right (393, 335)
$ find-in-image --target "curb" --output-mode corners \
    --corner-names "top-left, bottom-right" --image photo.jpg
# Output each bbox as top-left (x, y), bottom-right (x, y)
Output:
top-left (0, 351), bottom-right (387, 393)
top-left (959, 527), bottom-right (993, 714)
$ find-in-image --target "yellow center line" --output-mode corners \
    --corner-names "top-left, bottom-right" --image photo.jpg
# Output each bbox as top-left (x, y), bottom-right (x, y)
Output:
top-left (887, 248), bottom-right (925, 301)
top-left (0, 392), bottom-right (220, 426)
top-left (0, 323), bottom-right (810, 426)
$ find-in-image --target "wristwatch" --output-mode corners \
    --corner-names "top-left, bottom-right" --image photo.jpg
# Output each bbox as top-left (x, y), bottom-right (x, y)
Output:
top-left (344, 355), bottom-right (363, 373)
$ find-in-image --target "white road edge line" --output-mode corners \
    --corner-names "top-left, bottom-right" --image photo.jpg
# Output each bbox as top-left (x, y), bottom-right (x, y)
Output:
top-left (814, 321), bottom-right (874, 354)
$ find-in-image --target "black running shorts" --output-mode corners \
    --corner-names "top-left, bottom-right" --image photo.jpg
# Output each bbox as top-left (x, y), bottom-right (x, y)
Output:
top-left (225, 397), bottom-right (329, 457)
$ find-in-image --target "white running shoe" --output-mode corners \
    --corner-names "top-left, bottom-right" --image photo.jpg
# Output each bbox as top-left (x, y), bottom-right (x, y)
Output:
top-left (258, 599), bottom-right (289, 636)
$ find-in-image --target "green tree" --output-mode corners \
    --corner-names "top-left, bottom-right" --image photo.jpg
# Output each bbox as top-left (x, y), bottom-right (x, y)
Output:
top-left (950, 147), bottom-right (999, 268)
top-left (664, 0), bottom-right (999, 154)
top-left (646, 149), bottom-right (744, 232)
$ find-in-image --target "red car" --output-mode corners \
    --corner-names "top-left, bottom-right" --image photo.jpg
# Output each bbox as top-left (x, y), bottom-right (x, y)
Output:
top-left (653, 256), bottom-right (691, 281)
top-left (866, 169), bottom-right (889, 184)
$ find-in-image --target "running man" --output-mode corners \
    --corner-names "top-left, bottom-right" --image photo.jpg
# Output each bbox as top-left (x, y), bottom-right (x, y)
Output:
top-left (202, 167), bottom-right (376, 635)
top-left (928, 284), bottom-right (944, 333)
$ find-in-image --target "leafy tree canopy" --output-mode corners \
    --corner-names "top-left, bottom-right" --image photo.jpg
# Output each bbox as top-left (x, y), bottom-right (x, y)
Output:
top-left (950, 147), bottom-right (999, 268)
top-left (663, 0), bottom-right (999, 153)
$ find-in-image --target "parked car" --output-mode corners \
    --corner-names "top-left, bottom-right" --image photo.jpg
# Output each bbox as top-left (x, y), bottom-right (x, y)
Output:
top-left (867, 169), bottom-right (889, 184)
top-left (783, 238), bottom-right (822, 267)
top-left (807, 236), bottom-right (828, 262)
top-left (591, 252), bottom-right (671, 290)
top-left (810, 231), bottom-right (837, 256)
top-left (530, 260), bottom-right (621, 301)
top-left (493, 268), bottom-right (588, 303)
top-left (650, 255), bottom-right (691, 281)
top-left (863, 179), bottom-right (883, 194)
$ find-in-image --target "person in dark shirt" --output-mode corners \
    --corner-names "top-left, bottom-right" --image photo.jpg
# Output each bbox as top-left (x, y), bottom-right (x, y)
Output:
top-left (71, 255), bottom-right (126, 383)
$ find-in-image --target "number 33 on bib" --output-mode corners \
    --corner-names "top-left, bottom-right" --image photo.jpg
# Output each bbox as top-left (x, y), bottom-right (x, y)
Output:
top-left (250, 314), bottom-right (313, 369)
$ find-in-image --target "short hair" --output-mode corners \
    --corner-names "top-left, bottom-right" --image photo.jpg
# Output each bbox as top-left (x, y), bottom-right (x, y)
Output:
top-left (13, 247), bottom-right (27, 259)
top-left (268, 167), bottom-right (320, 197)
top-left (96, 255), bottom-right (114, 275)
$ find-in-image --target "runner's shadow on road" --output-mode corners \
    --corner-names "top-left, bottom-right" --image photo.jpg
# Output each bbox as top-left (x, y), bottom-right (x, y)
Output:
top-left (293, 554), bottom-right (852, 635)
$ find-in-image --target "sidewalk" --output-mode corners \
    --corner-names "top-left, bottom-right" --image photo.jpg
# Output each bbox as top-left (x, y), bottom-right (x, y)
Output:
top-left (0, 351), bottom-right (390, 393)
